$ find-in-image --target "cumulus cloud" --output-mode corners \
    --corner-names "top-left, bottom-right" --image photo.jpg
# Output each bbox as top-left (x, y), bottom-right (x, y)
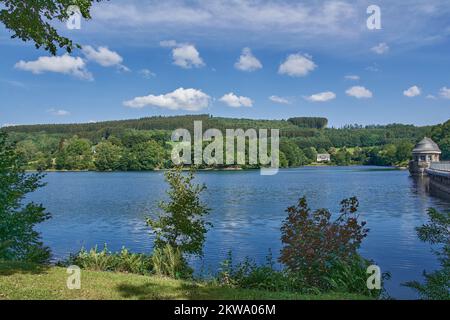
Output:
top-left (82, 45), bottom-right (124, 67)
top-left (439, 87), bottom-right (450, 99)
top-left (269, 95), bottom-right (290, 104)
top-left (426, 94), bottom-right (437, 100)
top-left (47, 109), bottom-right (71, 116)
top-left (305, 91), bottom-right (336, 102)
top-left (403, 85), bottom-right (421, 97)
top-left (345, 75), bottom-right (360, 81)
top-left (371, 42), bottom-right (389, 54)
top-left (346, 86), bottom-right (373, 98)
top-left (234, 47), bottom-right (262, 72)
top-left (278, 53), bottom-right (316, 77)
top-left (123, 88), bottom-right (210, 111)
top-left (160, 40), bottom-right (205, 69)
top-left (14, 55), bottom-right (93, 80)
top-left (220, 93), bottom-right (253, 108)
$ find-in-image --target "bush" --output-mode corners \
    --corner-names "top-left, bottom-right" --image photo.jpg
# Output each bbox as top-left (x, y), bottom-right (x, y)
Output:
top-left (217, 251), bottom-right (304, 292)
top-left (217, 250), bottom-right (382, 297)
top-left (64, 245), bottom-right (153, 275)
top-left (279, 197), bottom-right (372, 292)
top-left (152, 244), bottom-right (192, 279)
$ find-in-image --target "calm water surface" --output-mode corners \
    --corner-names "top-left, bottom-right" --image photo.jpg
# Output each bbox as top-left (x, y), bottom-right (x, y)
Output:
top-left (30, 167), bottom-right (450, 299)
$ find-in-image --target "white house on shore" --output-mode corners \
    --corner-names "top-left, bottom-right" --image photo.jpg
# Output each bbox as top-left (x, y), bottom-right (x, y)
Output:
top-left (317, 153), bottom-right (331, 163)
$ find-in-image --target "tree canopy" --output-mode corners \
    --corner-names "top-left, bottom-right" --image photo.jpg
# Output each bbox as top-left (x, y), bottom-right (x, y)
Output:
top-left (0, 0), bottom-right (104, 54)
top-left (0, 132), bottom-right (51, 263)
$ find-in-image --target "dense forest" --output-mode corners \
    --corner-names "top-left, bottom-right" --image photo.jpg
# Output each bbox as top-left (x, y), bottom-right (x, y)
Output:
top-left (2, 115), bottom-right (449, 171)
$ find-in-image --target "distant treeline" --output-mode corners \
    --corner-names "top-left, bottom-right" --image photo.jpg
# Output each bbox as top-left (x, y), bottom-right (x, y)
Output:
top-left (3, 115), bottom-right (449, 171)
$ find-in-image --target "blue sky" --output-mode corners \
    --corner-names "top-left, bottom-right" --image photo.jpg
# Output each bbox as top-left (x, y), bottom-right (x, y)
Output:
top-left (1, 0), bottom-right (450, 127)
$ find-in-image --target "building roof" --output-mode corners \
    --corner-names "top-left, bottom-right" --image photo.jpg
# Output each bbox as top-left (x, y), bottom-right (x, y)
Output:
top-left (412, 137), bottom-right (442, 154)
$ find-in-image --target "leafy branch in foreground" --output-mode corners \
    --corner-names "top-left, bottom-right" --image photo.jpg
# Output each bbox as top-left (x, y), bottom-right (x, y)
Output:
top-left (0, 131), bottom-right (51, 263)
top-left (404, 208), bottom-right (450, 300)
top-left (0, 0), bottom-right (105, 54)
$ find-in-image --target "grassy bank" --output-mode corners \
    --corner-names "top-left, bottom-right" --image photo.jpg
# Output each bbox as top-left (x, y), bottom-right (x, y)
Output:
top-left (0, 262), bottom-right (370, 300)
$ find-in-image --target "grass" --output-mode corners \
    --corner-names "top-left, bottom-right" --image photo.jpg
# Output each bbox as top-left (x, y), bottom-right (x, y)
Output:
top-left (0, 261), bottom-right (370, 300)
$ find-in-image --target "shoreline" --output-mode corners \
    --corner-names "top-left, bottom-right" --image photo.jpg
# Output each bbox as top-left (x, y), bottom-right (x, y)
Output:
top-left (26, 164), bottom-right (404, 173)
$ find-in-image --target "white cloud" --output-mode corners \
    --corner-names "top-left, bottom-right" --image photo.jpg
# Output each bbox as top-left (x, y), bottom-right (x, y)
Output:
top-left (403, 85), bottom-right (421, 97)
top-left (92, 1), bottom-right (359, 46)
top-left (47, 109), bottom-right (71, 116)
top-left (426, 94), bottom-right (437, 100)
top-left (139, 69), bottom-right (156, 79)
top-left (234, 47), bottom-right (262, 72)
top-left (346, 86), bottom-right (373, 99)
top-left (278, 53), bottom-right (316, 77)
top-left (160, 41), bottom-right (205, 69)
top-left (371, 42), bottom-right (389, 54)
top-left (305, 91), bottom-right (336, 102)
top-left (82, 45), bottom-right (129, 71)
top-left (345, 75), bottom-right (360, 81)
top-left (439, 87), bottom-right (450, 99)
top-left (220, 93), bottom-right (253, 108)
top-left (90, 1), bottom-right (450, 53)
top-left (123, 88), bottom-right (210, 111)
top-left (15, 54), bottom-right (93, 80)
top-left (269, 95), bottom-right (290, 104)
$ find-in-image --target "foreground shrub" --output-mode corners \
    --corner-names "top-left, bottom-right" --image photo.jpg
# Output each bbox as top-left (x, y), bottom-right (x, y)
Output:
top-left (152, 244), bottom-right (192, 279)
top-left (217, 250), bottom-right (381, 297)
top-left (279, 196), bottom-right (381, 295)
top-left (404, 208), bottom-right (449, 300)
top-left (65, 245), bottom-right (152, 275)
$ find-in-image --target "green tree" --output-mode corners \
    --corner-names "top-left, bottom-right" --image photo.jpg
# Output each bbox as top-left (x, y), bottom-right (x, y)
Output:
top-left (303, 147), bottom-right (318, 163)
top-left (0, 132), bottom-right (51, 263)
top-left (395, 141), bottom-right (413, 164)
top-left (56, 136), bottom-right (92, 170)
top-left (0, 0), bottom-right (104, 54)
top-left (128, 140), bottom-right (165, 171)
top-left (431, 120), bottom-right (450, 160)
top-left (404, 208), bottom-right (449, 300)
top-left (94, 141), bottom-right (123, 171)
top-left (280, 140), bottom-right (308, 167)
top-left (147, 167), bottom-right (210, 256)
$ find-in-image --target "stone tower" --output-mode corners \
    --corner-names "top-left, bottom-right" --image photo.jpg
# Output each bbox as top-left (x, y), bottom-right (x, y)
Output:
top-left (409, 137), bottom-right (442, 176)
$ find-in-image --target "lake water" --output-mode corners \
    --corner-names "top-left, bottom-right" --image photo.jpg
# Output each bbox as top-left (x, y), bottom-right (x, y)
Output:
top-left (30, 167), bottom-right (450, 299)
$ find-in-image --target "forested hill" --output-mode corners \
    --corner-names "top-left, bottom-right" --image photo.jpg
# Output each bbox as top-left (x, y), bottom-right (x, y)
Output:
top-left (3, 115), bottom-right (328, 135)
top-left (2, 114), bottom-right (449, 171)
